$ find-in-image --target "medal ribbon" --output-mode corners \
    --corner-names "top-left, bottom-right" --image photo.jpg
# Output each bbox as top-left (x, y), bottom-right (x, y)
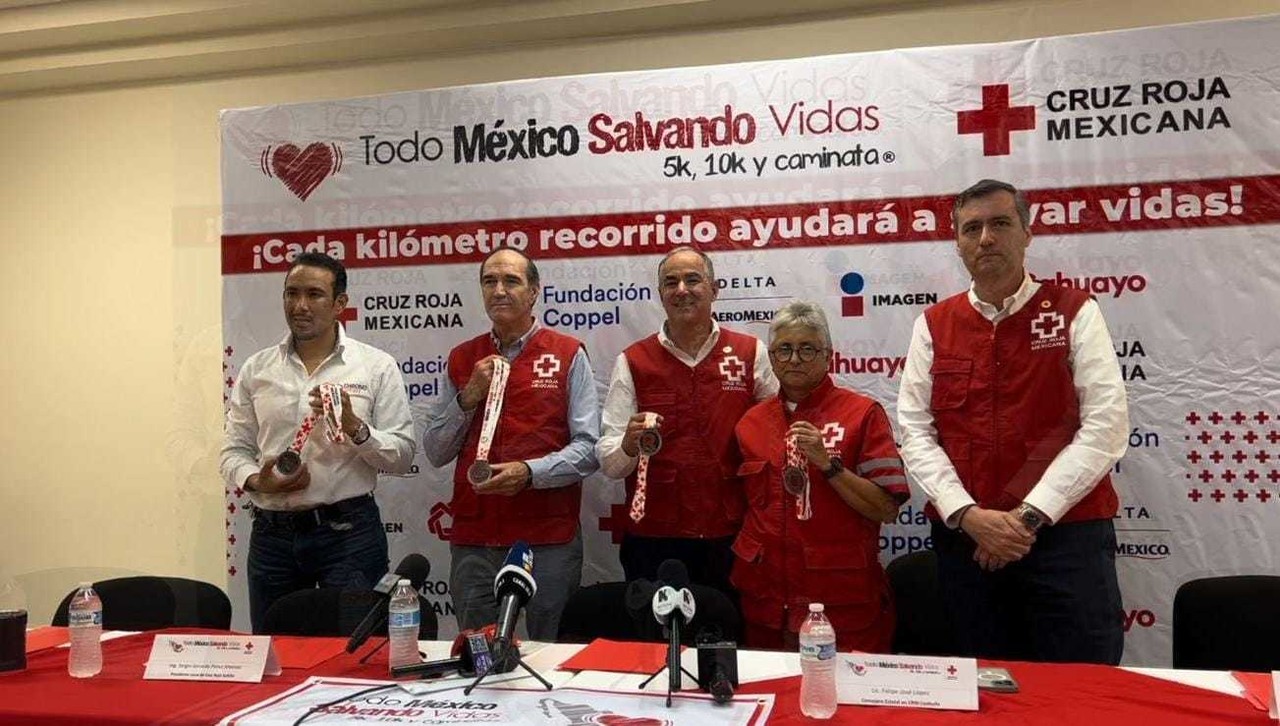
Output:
top-left (785, 433), bottom-right (812, 520)
top-left (287, 382), bottom-right (345, 453)
top-left (473, 357), bottom-right (511, 465)
top-left (629, 412), bottom-right (658, 523)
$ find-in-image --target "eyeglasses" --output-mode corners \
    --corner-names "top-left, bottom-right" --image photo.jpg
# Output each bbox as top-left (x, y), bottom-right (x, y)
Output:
top-left (769, 344), bottom-right (827, 363)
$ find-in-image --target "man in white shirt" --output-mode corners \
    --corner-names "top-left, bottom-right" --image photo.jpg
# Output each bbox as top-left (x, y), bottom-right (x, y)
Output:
top-left (597, 248), bottom-right (777, 595)
top-left (221, 252), bottom-right (416, 632)
top-left (897, 179), bottom-right (1129, 664)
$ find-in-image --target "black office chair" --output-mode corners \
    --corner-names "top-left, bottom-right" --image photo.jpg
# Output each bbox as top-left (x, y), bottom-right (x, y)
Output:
top-left (260, 587), bottom-right (438, 640)
top-left (1173, 575), bottom-right (1280, 671)
top-left (886, 550), bottom-right (958, 656)
top-left (51, 576), bottom-right (232, 631)
top-left (557, 582), bottom-right (741, 645)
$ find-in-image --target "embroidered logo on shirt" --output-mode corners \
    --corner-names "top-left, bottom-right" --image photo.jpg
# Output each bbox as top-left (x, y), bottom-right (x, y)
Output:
top-left (532, 353), bottom-right (562, 389)
top-left (821, 422), bottom-right (846, 452)
top-left (1030, 311), bottom-right (1068, 351)
top-left (718, 354), bottom-right (748, 391)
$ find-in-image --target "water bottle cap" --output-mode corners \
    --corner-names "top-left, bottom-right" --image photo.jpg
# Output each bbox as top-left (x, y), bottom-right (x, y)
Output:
top-left (78, 582), bottom-right (93, 589)
top-left (397, 578), bottom-right (411, 586)
top-left (809, 602), bottom-right (825, 613)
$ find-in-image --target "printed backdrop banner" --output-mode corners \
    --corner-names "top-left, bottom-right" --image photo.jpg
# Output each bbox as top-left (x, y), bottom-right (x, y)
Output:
top-left (221, 15), bottom-right (1280, 665)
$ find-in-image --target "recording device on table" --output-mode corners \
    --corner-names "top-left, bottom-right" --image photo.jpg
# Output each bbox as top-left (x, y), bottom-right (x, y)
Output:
top-left (977, 667), bottom-right (1019, 693)
top-left (638, 559), bottom-right (702, 707)
top-left (695, 626), bottom-right (738, 705)
top-left (390, 624), bottom-right (507, 679)
top-left (346, 554), bottom-right (432, 657)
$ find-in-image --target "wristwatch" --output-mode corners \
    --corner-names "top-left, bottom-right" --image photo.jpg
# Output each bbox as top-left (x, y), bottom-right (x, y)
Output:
top-left (1014, 503), bottom-right (1047, 532)
top-left (822, 455), bottom-right (844, 479)
top-left (352, 422), bottom-right (371, 445)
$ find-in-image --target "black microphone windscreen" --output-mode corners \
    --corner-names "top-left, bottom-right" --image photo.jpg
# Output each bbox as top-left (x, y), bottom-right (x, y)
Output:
top-left (394, 554), bottom-right (431, 590)
top-left (656, 559), bottom-right (689, 589)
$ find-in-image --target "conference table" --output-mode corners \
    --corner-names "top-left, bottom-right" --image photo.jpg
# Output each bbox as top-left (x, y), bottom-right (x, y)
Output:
top-left (0, 628), bottom-right (1269, 724)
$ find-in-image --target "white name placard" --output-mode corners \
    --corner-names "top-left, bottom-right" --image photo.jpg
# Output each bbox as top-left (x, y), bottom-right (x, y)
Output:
top-left (836, 653), bottom-right (978, 711)
top-left (144, 634), bottom-right (281, 683)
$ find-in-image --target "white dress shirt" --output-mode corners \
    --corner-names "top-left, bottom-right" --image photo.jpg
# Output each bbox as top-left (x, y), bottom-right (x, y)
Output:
top-left (220, 325), bottom-right (417, 510)
top-left (896, 273), bottom-right (1129, 525)
top-left (597, 321), bottom-right (779, 479)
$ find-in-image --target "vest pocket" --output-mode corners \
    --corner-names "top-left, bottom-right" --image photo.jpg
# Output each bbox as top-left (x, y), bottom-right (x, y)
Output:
top-left (802, 544), bottom-right (878, 606)
top-left (930, 357), bottom-right (972, 410)
top-left (736, 459), bottom-right (769, 509)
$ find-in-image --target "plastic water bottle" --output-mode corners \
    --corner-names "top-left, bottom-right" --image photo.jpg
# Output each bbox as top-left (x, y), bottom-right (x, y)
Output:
top-left (67, 582), bottom-right (103, 678)
top-left (799, 602), bottom-right (838, 719)
top-left (387, 579), bottom-right (420, 670)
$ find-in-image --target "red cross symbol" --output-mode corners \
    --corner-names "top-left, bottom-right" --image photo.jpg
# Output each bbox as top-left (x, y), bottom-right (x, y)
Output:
top-left (1187, 489), bottom-right (1203, 502)
top-left (533, 353), bottom-right (562, 378)
top-left (821, 422), bottom-right (847, 451)
top-left (227, 534), bottom-right (237, 545)
top-left (225, 376), bottom-right (235, 388)
top-left (1187, 451), bottom-right (1201, 464)
top-left (228, 566), bottom-right (238, 577)
top-left (1258, 451), bottom-right (1272, 464)
top-left (1198, 470), bottom-right (1214, 483)
top-left (1244, 470), bottom-right (1259, 483)
top-left (226, 502), bottom-right (236, 514)
top-left (1208, 412), bottom-right (1224, 425)
top-left (233, 487), bottom-right (244, 499)
top-left (1222, 469), bottom-right (1237, 483)
top-left (956, 84), bottom-right (1037, 156)
top-left (225, 346), bottom-right (234, 356)
top-left (1220, 431), bottom-right (1236, 444)
top-left (598, 502), bottom-right (632, 545)
top-left (1268, 430), bottom-right (1280, 444)
top-left (338, 307), bottom-right (358, 325)
top-left (1244, 431), bottom-right (1259, 444)
top-left (947, 665), bottom-right (958, 676)
top-left (1269, 470), bottom-right (1280, 484)
top-left (1232, 450), bottom-right (1247, 464)
top-left (1031, 312), bottom-right (1066, 340)
top-left (1185, 412), bottom-right (1201, 425)
top-left (1233, 489), bottom-right (1249, 502)
top-left (719, 355), bottom-right (747, 383)
top-left (1259, 490), bottom-right (1273, 503)
top-left (1255, 411), bottom-right (1270, 424)
top-left (1210, 489), bottom-right (1226, 502)
top-left (1209, 451), bottom-right (1224, 464)
top-left (1231, 411), bottom-right (1247, 425)
top-left (1197, 431), bottom-right (1213, 444)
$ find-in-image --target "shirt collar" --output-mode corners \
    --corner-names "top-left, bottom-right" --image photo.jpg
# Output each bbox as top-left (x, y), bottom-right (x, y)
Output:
top-left (277, 323), bottom-right (347, 362)
top-left (782, 374), bottom-right (835, 415)
top-left (967, 271), bottom-right (1039, 319)
top-left (658, 319), bottom-right (722, 361)
top-left (491, 318), bottom-right (540, 358)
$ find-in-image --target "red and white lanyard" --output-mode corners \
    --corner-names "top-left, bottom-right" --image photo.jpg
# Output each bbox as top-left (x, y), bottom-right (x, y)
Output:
top-left (289, 382), bottom-right (345, 452)
top-left (468, 357), bottom-right (511, 484)
top-left (629, 412), bottom-right (660, 522)
top-left (784, 433), bottom-right (812, 521)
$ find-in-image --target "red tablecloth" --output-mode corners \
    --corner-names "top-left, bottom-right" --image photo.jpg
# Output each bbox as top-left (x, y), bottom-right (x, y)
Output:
top-left (0, 630), bottom-right (1268, 725)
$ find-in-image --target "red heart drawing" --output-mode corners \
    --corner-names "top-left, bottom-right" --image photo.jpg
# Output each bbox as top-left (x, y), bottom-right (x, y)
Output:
top-left (270, 143), bottom-right (336, 201)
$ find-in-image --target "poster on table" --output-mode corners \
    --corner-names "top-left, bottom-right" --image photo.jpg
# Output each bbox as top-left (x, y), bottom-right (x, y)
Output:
top-left (221, 13), bottom-right (1280, 665)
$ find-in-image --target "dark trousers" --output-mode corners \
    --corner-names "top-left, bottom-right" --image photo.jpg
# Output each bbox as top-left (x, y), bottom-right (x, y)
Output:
top-left (247, 494), bottom-right (389, 633)
top-left (931, 518), bottom-right (1124, 664)
top-left (620, 534), bottom-right (735, 596)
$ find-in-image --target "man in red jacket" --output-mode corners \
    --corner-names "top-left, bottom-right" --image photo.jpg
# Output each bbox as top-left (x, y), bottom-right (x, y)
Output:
top-left (424, 248), bottom-right (600, 640)
top-left (597, 248), bottom-right (777, 595)
top-left (898, 179), bottom-right (1129, 664)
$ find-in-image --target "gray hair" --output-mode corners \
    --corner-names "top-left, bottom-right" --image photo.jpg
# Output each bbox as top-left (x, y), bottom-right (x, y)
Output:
top-left (656, 247), bottom-right (715, 286)
top-left (769, 300), bottom-right (833, 349)
top-left (952, 178), bottom-right (1031, 229)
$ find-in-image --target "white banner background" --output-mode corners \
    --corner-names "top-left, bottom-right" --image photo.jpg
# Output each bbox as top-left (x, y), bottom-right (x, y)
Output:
top-left (221, 14), bottom-right (1280, 665)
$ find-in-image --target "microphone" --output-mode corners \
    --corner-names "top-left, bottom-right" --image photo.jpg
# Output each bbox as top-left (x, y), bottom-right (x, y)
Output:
top-left (391, 626), bottom-right (496, 679)
top-left (492, 541), bottom-right (536, 667)
top-left (651, 559), bottom-right (695, 695)
top-left (345, 553), bottom-right (431, 653)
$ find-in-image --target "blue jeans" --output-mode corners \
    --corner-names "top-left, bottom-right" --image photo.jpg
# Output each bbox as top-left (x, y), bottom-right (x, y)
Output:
top-left (450, 529), bottom-right (582, 641)
top-left (931, 518), bottom-right (1124, 664)
top-left (247, 494), bottom-right (389, 633)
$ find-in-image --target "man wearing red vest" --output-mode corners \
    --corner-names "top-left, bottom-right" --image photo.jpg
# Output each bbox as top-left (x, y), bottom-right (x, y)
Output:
top-left (424, 248), bottom-right (600, 640)
top-left (898, 179), bottom-right (1129, 664)
top-left (597, 248), bottom-right (777, 595)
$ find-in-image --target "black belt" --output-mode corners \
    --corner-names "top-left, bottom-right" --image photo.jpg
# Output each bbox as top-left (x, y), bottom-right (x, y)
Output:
top-left (252, 493), bottom-right (375, 528)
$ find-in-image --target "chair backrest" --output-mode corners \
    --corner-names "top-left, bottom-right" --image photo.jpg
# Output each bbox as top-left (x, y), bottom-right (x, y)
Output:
top-left (557, 582), bottom-right (741, 645)
top-left (51, 576), bottom-right (232, 631)
top-left (260, 587), bottom-right (438, 640)
top-left (886, 550), bottom-right (957, 656)
top-left (1173, 575), bottom-right (1280, 671)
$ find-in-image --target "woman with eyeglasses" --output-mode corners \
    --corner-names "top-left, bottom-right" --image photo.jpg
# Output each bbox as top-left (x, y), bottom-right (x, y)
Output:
top-left (730, 300), bottom-right (909, 651)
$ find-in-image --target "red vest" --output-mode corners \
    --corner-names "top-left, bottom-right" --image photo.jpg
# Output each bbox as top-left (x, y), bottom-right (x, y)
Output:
top-left (447, 328), bottom-right (584, 546)
top-left (622, 328), bottom-right (759, 538)
top-left (731, 377), bottom-right (897, 653)
top-left (923, 284), bottom-right (1117, 523)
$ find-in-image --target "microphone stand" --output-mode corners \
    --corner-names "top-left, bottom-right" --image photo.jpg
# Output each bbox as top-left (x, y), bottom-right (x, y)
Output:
top-left (463, 639), bottom-right (553, 695)
top-left (638, 623), bottom-right (698, 707)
